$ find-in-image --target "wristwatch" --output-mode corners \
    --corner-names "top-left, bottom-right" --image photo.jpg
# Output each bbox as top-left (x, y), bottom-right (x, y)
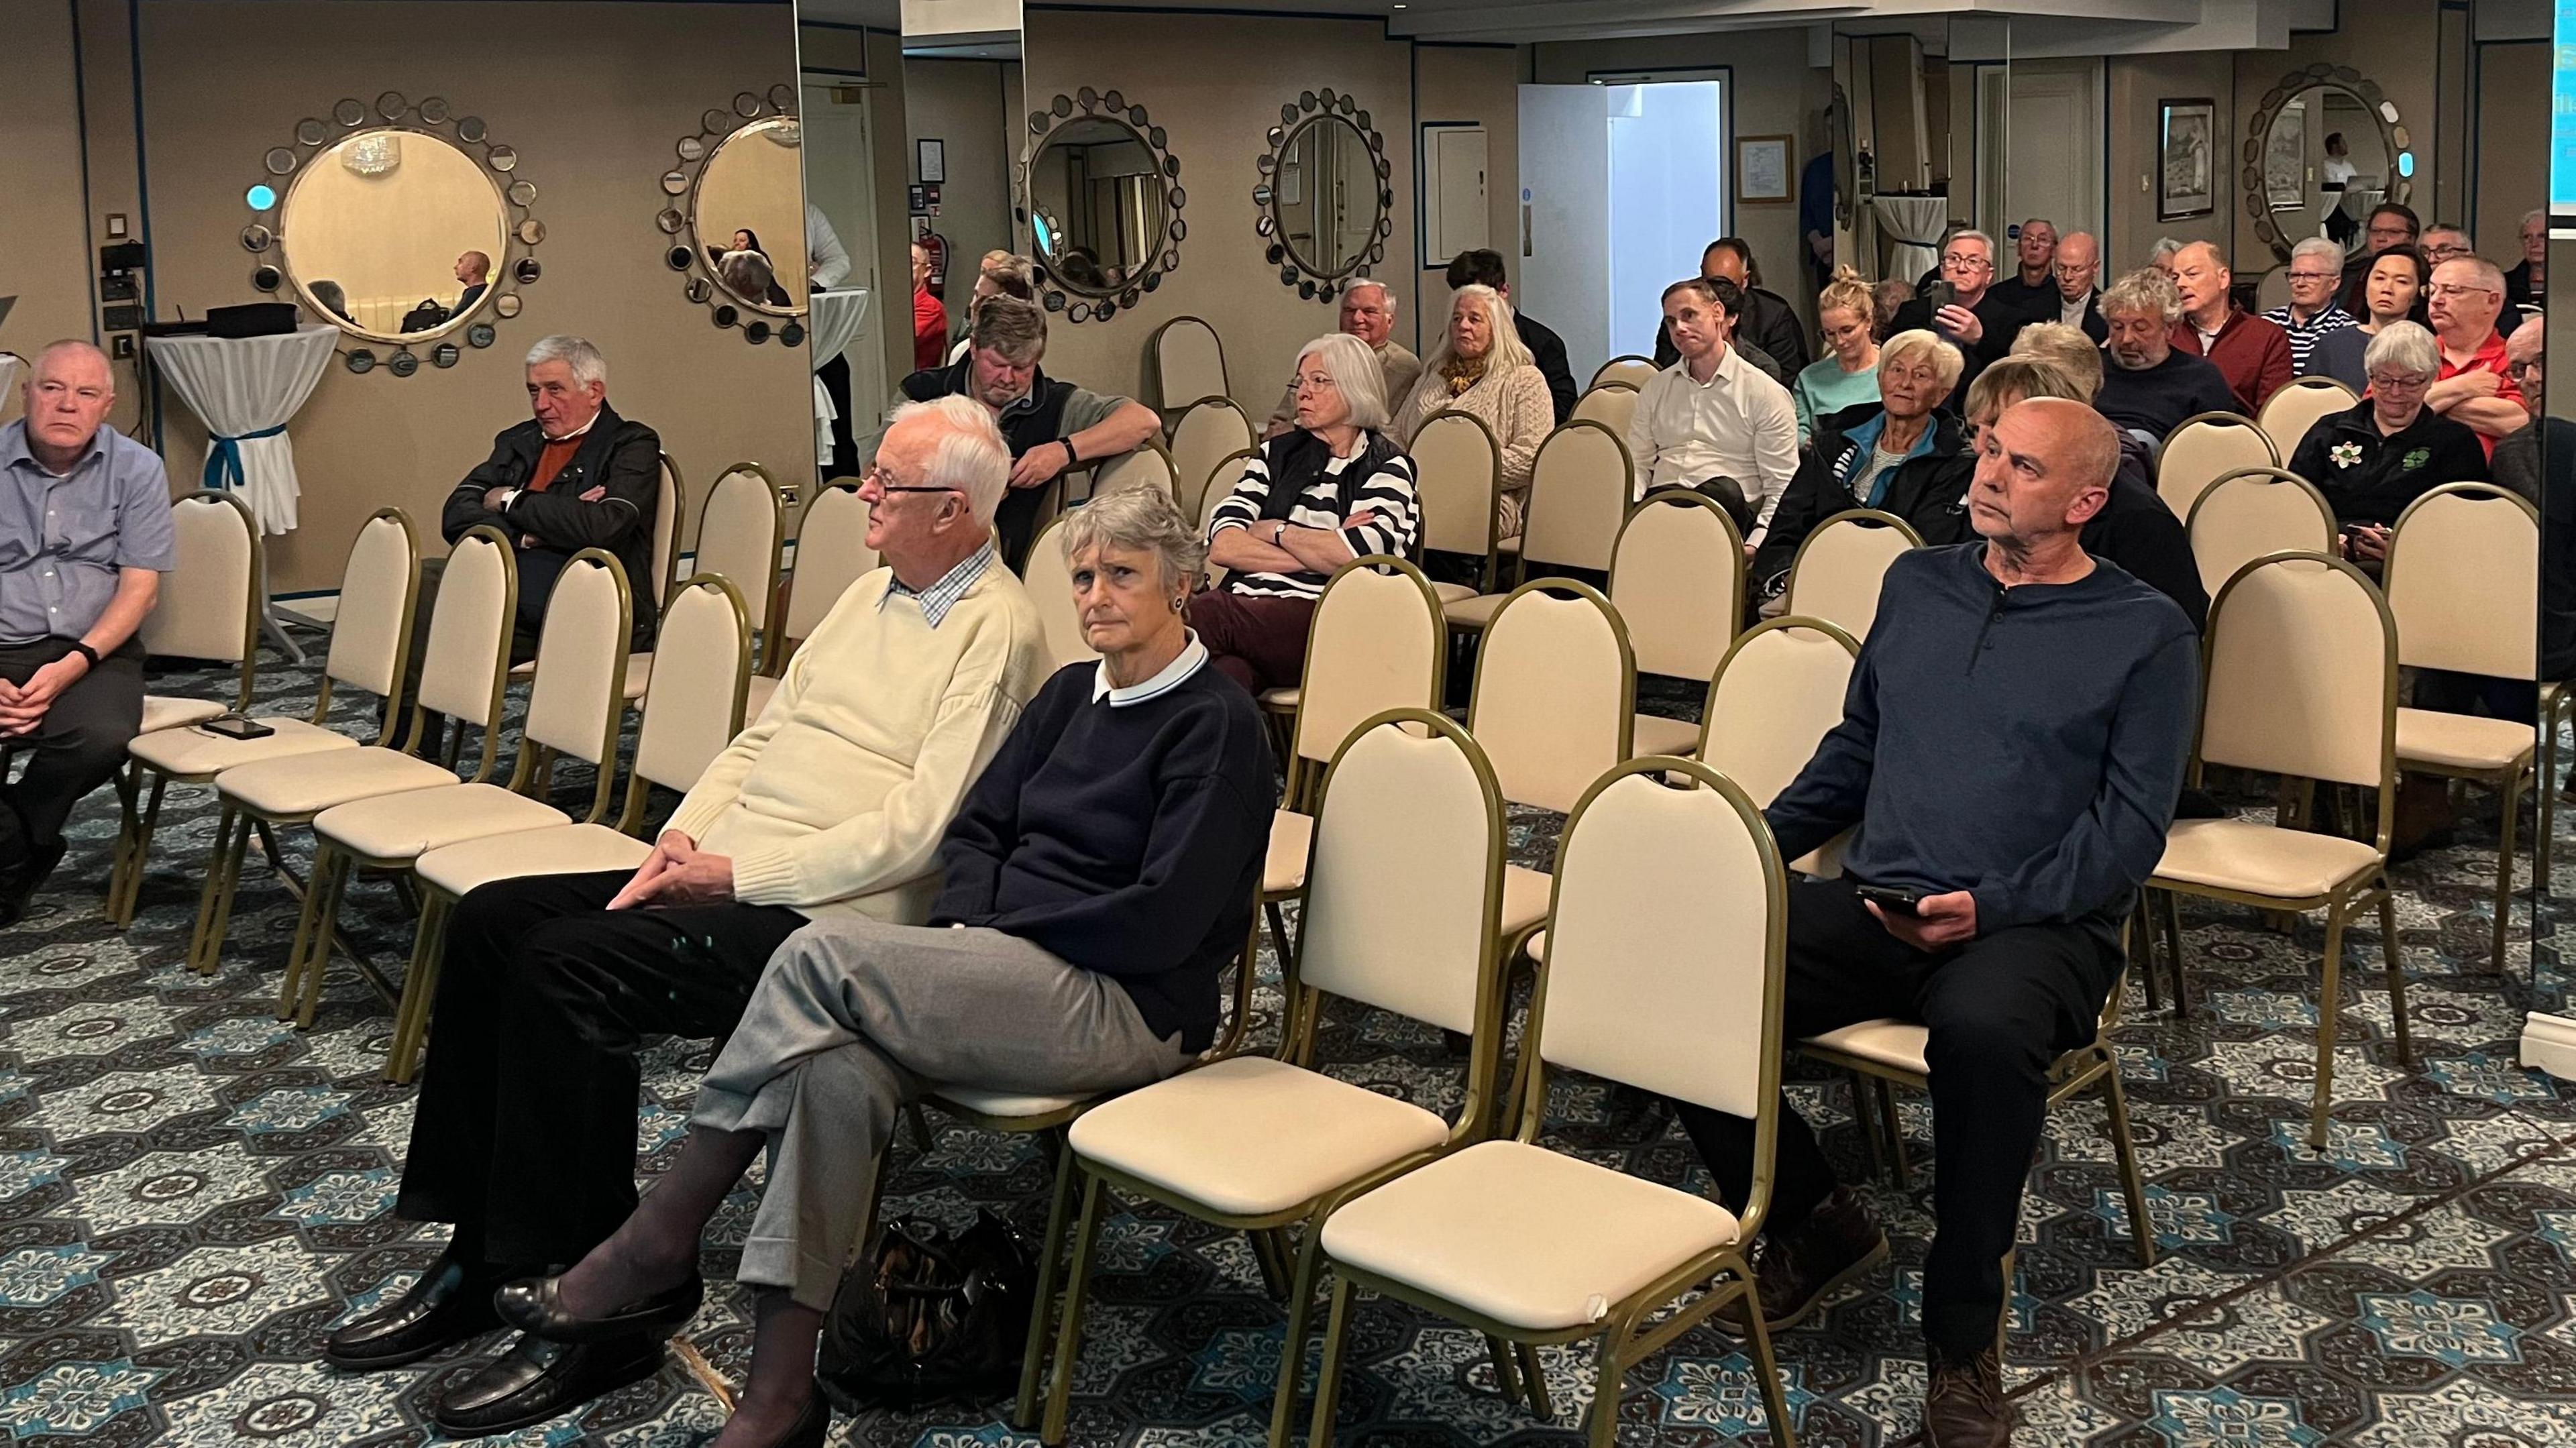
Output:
top-left (64, 641), bottom-right (100, 668)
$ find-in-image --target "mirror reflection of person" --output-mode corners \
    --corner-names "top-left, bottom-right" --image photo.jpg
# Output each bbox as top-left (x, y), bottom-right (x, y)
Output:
top-left (453, 251), bottom-right (491, 315)
top-left (2508, 208), bottom-right (2548, 315)
top-left (719, 248), bottom-right (791, 309)
top-left (910, 242), bottom-right (947, 374)
top-left (2321, 131), bottom-right (2358, 245)
top-left (308, 278), bottom-right (351, 325)
top-left (808, 203), bottom-right (857, 477)
top-left (442, 336), bottom-right (663, 653)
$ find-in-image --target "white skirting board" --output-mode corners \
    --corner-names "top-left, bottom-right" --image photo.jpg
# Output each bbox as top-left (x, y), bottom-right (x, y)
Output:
top-left (2523, 1012), bottom-right (2576, 1082)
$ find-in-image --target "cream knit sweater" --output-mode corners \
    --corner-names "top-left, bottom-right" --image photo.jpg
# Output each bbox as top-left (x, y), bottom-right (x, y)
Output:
top-left (1390, 362), bottom-right (1554, 535)
top-left (663, 561), bottom-right (1049, 923)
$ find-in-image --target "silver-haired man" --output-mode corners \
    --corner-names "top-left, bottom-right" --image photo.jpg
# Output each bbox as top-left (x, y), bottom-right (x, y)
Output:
top-left (1261, 281), bottom-right (1423, 437)
top-left (2261, 237), bottom-right (2359, 375)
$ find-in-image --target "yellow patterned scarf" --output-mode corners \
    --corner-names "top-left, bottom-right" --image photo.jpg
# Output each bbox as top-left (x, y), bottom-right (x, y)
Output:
top-left (1440, 353), bottom-right (1487, 397)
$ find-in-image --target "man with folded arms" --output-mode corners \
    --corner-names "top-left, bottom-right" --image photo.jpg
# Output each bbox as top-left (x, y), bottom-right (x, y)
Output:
top-left (2424, 255), bottom-right (2530, 455)
top-left (331, 396), bottom-right (1049, 1439)
top-left (1671, 398), bottom-right (2196, 1447)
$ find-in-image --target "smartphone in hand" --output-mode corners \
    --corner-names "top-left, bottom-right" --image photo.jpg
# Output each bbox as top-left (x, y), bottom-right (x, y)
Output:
top-left (1855, 883), bottom-right (1924, 915)
top-left (1921, 280), bottom-right (1957, 314)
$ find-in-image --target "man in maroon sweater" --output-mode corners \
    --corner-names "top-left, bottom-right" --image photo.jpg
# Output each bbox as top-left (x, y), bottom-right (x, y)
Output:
top-left (2166, 241), bottom-right (2292, 414)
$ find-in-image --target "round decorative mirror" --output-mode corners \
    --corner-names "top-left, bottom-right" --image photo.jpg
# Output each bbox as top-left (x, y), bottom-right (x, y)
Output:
top-left (252, 95), bottom-right (544, 361)
top-left (663, 96), bottom-right (806, 343)
top-left (2242, 64), bottom-right (2412, 266)
top-left (1020, 92), bottom-right (1183, 319)
top-left (1256, 91), bottom-right (1390, 297)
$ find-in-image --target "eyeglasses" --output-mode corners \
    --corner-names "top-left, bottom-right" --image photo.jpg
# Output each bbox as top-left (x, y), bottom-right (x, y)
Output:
top-left (2367, 372), bottom-right (2431, 392)
top-left (861, 464), bottom-right (961, 496)
top-left (2427, 282), bottom-right (2501, 300)
top-left (2051, 263), bottom-right (2096, 278)
top-left (1941, 254), bottom-right (1993, 270)
top-left (2286, 270), bottom-right (2341, 282)
top-left (2424, 243), bottom-right (2472, 257)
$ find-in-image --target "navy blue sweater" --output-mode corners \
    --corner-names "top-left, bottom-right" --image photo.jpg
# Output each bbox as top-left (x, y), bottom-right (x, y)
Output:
top-left (930, 659), bottom-right (1276, 1052)
top-left (1767, 543), bottom-right (2198, 933)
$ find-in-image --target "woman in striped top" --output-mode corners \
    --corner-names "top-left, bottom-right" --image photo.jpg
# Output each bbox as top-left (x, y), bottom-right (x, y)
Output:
top-left (1194, 331), bottom-right (1422, 695)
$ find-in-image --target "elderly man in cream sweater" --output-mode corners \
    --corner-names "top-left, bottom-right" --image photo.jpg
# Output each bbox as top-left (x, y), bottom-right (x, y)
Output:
top-left (332, 395), bottom-right (1050, 1438)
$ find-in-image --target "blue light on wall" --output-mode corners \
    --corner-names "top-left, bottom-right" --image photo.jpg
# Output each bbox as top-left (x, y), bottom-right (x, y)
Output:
top-left (2555, 3), bottom-right (2576, 209)
top-left (2396, 151), bottom-right (2414, 180)
top-left (246, 184), bottom-right (277, 211)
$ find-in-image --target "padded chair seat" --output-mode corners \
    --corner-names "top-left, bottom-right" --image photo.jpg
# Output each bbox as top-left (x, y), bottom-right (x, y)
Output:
top-left (1802, 1018), bottom-right (1929, 1074)
top-left (1442, 594), bottom-right (1505, 630)
top-left (1260, 686), bottom-right (1300, 712)
top-left (128, 717), bottom-right (358, 777)
top-left (1501, 863), bottom-right (1552, 937)
top-left (314, 783), bottom-right (571, 862)
top-left (1265, 810), bottom-right (1313, 897)
top-left (744, 673), bottom-right (780, 720)
top-left (140, 695), bottom-right (228, 734)
top-left (215, 746), bottom-right (457, 816)
top-left (2395, 708), bottom-right (2536, 773)
top-left (623, 653), bottom-right (653, 702)
top-left (1068, 1054), bottom-right (1447, 1219)
top-left (1631, 713), bottom-right (1700, 758)
top-left (415, 822), bottom-right (652, 897)
top-left (1318, 1138), bottom-right (1740, 1332)
top-left (2154, 817), bottom-right (2382, 900)
top-left (1430, 581), bottom-right (1479, 604)
top-left (933, 1085), bottom-right (1097, 1119)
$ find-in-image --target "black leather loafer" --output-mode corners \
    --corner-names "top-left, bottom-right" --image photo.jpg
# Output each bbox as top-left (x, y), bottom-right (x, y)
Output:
top-left (494, 1270), bottom-right (702, 1343)
top-left (322, 1251), bottom-right (504, 1370)
top-left (430, 1332), bottom-right (662, 1438)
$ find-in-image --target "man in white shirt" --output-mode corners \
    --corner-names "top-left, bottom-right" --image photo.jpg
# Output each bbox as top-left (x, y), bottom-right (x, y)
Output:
top-left (1625, 278), bottom-right (1799, 553)
top-left (2053, 231), bottom-right (2105, 341)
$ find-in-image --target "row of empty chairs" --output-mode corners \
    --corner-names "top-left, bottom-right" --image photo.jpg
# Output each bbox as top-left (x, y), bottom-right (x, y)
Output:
top-left (2155, 378), bottom-right (2355, 520)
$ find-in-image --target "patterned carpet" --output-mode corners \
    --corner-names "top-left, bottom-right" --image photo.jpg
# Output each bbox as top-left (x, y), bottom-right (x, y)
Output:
top-left (4, 648), bottom-right (2575, 1446)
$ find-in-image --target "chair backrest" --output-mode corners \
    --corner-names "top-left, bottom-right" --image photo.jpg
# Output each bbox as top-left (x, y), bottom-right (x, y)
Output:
top-left (2185, 466), bottom-right (2337, 600)
top-left (1590, 355), bottom-right (1659, 391)
top-left (2384, 482), bottom-right (2541, 681)
top-left (2255, 377), bottom-right (2356, 460)
top-left (650, 451), bottom-right (684, 608)
top-left (409, 527), bottom-right (519, 784)
top-left (1610, 490), bottom-right (1743, 680)
top-left (1297, 710), bottom-right (1505, 1046)
top-left (1784, 509), bottom-right (1921, 640)
top-left (1091, 441), bottom-right (1177, 500)
top-left (1468, 581), bottom-right (1633, 813)
top-left (782, 483), bottom-right (878, 643)
top-left (521, 551), bottom-right (631, 804)
top-left (1170, 396), bottom-right (1255, 524)
top-left (1518, 420), bottom-right (1632, 571)
top-left (2200, 551), bottom-right (2394, 796)
top-left (2157, 412), bottom-right (2277, 520)
top-left (1022, 518), bottom-right (1093, 671)
top-left (695, 461), bottom-right (786, 632)
top-left (1534, 761), bottom-right (1784, 1126)
top-left (144, 490), bottom-right (263, 706)
top-left (632, 575), bottom-right (753, 802)
top-left (1150, 316), bottom-right (1228, 410)
top-left (1408, 410), bottom-right (1501, 563)
top-left (324, 508), bottom-right (421, 704)
top-left (1568, 382), bottom-right (1640, 439)
top-left (1197, 446), bottom-right (1258, 590)
top-left (1696, 617), bottom-right (1862, 806)
top-left (1291, 559), bottom-right (1444, 773)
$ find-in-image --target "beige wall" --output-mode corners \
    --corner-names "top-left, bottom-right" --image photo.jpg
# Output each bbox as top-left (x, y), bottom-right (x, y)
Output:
top-left (2104, 50), bottom-right (2237, 274)
top-left (2475, 40), bottom-right (2546, 262)
top-left (1411, 44), bottom-right (1523, 355)
top-left (906, 56), bottom-right (1018, 339)
top-left (2226, 6), bottom-right (2441, 270)
top-left (133, 1), bottom-right (812, 594)
top-left (0, 3), bottom-right (98, 428)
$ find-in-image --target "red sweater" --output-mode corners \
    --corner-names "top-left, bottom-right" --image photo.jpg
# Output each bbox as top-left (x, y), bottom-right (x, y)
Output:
top-left (2169, 307), bottom-right (2293, 416)
top-left (912, 286), bottom-right (949, 374)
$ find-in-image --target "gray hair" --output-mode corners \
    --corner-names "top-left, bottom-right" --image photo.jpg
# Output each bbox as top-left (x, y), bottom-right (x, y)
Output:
top-left (2524, 208), bottom-right (2547, 231)
top-left (1293, 332), bottom-right (1391, 432)
top-left (2101, 268), bottom-right (2185, 325)
top-left (2147, 237), bottom-right (2183, 266)
top-left (1878, 328), bottom-right (1966, 391)
top-left (1062, 479), bottom-right (1205, 597)
top-left (1947, 229), bottom-right (1996, 262)
top-left (1345, 279), bottom-right (1396, 313)
top-left (526, 335), bottom-right (607, 389)
top-left (718, 249), bottom-right (776, 302)
top-left (1411, 284), bottom-right (1534, 398)
top-left (2020, 218), bottom-right (2056, 237)
top-left (971, 294), bottom-right (1048, 364)
top-left (2363, 320), bottom-right (2440, 382)
top-left (2290, 237), bottom-right (2344, 271)
top-left (888, 395), bottom-right (1010, 526)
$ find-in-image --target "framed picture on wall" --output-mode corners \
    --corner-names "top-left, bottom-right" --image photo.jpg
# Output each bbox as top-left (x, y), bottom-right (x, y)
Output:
top-left (2265, 99), bottom-right (2308, 211)
top-left (916, 138), bottom-right (946, 184)
top-left (2157, 99), bottom-right (2216, 221)
top-left (1737, 134), bottom-right (1792, 205)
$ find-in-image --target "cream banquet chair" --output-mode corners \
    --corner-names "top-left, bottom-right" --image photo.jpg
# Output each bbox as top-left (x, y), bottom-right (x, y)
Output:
top-left (1783, 508), bottom-right (1922, 641)
top-left (649, 450), bottom-right (685, 609)
top-left (1613, 492), bottom-right (1745, 757)
top-left (1443, 422), bottom-right (1633, 632)
top-left (2256, 376), bottom-right (2357, 460)
top-left (2185, 466), bottom-right (2336, 600)
top-left (1307, 759), bottom-right (1799, 1448)
top-left (2145, 551), bottom-right (2408, 1150)
top-left (1568, 382), bottom-right (1640, 439)
top-left (1589, 355), bottom-right (1658, 391)
top-left (280, 549), bottom-right (632, 1032)
top-left (191, 527), bottom-right (519, 983)
top-left (119, 509), bottom-right (423, 934)
top-left (395, 576), bottom-right (755, 1082)
top-left (1039, 710), bottom-right (1512, 1447)
top-left (1170, 396), bottom-right (1256, 524)
top-left (1196, 445), bottom-right (1261, 590)
top-left (751, 482), bottom-right (876, 719)
top-left (1149, 315), bottom-right (1229, 410)
top-left (1695, 617), bottom-right (1862, 861)
top-left (696, 461), bottom-right (788, 674)
top-left (1090, 439), bottom-right (1178, 500)
top-left (107, 490), bottom-right (265, 922)
top-left (2384, 483), bottom-right (2542, 973)
top-left (1022, 518), bottom-right (1095, 672)
top-left (2155, 411), bottom-right (2278, 520)
top-left (1408, 410), bottom-right (1505, 602)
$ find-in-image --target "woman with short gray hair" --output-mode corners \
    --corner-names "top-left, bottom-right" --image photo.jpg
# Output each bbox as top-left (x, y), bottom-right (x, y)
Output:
top-left (2286, 319), bottom-right (2488, 563)
top-left (2509, 207), bottom-right (2546, 314)
top-left (2262, 236), bottom-right (2359, 373)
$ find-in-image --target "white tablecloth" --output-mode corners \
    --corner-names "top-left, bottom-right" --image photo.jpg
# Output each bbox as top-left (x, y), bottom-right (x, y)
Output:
top-left (0, 353), bottom-right (20, 404)
top-left (1874, 195), bottom-right (1949, 285)
top-left (810, 288), bottom-right (870, 468)
top-left (144, 326), bottom-right (337, 536)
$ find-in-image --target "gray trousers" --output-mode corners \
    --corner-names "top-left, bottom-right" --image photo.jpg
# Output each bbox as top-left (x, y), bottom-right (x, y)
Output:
top-left (694, 917), bottom-right (1195, 1308)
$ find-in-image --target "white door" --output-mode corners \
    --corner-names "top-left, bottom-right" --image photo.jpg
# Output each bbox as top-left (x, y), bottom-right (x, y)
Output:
top-left (2005, 61), bottom-right (2102, 240)
top-left (1515, 84), bottom-right (1613, 388)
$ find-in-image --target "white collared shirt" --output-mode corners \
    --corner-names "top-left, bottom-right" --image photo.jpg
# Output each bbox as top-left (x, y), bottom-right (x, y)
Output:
top-left (1623, 343), bottom-right (1801, 541)
top-left (1091, 630), bottom-right (1210, 707)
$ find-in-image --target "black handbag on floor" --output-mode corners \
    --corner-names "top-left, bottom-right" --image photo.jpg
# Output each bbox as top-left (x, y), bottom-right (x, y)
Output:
top-left (814, 1210), bottom-right (1036, 1411)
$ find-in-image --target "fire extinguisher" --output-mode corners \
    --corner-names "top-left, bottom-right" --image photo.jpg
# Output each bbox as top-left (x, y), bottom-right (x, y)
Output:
top-left (919, 230), bottom-right (951, 298)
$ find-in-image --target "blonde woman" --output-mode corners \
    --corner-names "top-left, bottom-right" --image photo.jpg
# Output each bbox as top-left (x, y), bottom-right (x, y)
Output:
top-left (1391, 284), bottom-right (1554, 535)
top-left (1792, 264), bottom-right (1883, 441)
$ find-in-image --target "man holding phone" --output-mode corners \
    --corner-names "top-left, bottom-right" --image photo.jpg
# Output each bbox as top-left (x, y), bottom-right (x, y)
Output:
top-left (1885, 230), bottom-right (2027, 407)
top-left (1670, 398), bottom-right (2196, 1447)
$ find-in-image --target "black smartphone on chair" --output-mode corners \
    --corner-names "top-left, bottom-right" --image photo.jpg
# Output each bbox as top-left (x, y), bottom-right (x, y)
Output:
top-left (201, 714), bottom-right (274, 740)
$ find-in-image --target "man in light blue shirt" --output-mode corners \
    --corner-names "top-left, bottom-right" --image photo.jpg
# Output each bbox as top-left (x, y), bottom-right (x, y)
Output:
top-left (0, 341), bottom-right (172, 922)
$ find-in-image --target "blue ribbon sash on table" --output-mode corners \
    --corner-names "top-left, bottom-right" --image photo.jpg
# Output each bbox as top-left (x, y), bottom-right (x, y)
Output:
top-left (203, 423), bottom-right (287, 490)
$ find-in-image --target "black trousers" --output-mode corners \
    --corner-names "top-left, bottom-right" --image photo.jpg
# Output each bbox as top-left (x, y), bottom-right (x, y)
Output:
top-left (0, 636), bottom-right (144, 871)
top-left (1670, 875), bottom-right (2121, 1356)
top-left (818, 353), bottom-right (859, 479)
top-left (394, 869), bottom-right (808, 1268)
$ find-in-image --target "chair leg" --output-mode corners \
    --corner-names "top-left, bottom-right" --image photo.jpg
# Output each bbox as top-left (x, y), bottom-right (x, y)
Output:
top-left (103, 763), bottom-right (139, 924)
top-left (2102, 1063), bottom-right (2157, 1268)
top-left (2159, 888), bottom-right (2193, 1017)
top-left (2310, 896), bottom-right (2349, 1151)
top-left (1879, 1077), bottom-right (1913, 1192)
top-left (1263, 1219), bottom-right (1332, 1448)
top-left (1248, 1227), bottom-right (1289, 1301)
top-left (1515, 1341), bottom-right (1553, 1423)
top-left (904, 1102), bottom-right (936, 1154)
top-left (1737, 1258), bottom-right (1801, 1448)
top-left (1264, 899), bottom-right (1295, 969)
top-left (1013, 1131), bottom-right (1079, 1432)
top-left (2493, 774), bottom-right (2522, 976)
top-left (2129, 895), bottom-right (2163, 1014)
top-left (187, 807), bottom-right (252, 975)
top-left (2541, 723), bottom-right (2558, 901)
top-left (2379, 885), bottom-right (2412, 1068)
top-left (1305, 1277), bottom-right (1357, 1448)
top-left (1586, 1332), bottom-right (1627, 1448)
top-left (1039, 1170), bottom-right (1110, 1445)
top-left (384, 895), bottom-right (449, 1084)
top-left (1485, 1333), bottom-right (1526, 1407)
top-left (111, 773), bottom-right (168, 929)
top-left (278, 846), bottom-right (341, 1023)
top-left (1849, 1070), bottom-right (1886, 1182)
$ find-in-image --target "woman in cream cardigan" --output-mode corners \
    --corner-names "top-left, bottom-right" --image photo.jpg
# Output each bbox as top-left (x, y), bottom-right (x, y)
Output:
top-left (1391, 284), bottom-right (1555, 537)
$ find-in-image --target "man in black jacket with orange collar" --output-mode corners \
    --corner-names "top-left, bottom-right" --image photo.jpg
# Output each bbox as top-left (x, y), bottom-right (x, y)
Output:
top-left (441, 335), bottom-right (662, 651)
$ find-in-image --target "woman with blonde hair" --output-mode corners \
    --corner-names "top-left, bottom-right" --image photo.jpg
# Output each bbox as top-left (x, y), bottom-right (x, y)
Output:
top-left (1390, 284), bottom-right (1554, 535)
top-left (1791, 264), bottom-right (1883, 441)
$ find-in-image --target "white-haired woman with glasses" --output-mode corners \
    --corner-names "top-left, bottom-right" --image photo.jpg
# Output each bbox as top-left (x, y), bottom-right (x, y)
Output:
top-left (2286, 320), bottom-right (2487, 569)
top-left (1391, 284), bottom-right (1554, 535)
top-left (1200, 331), bottom-right (1421, 695)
